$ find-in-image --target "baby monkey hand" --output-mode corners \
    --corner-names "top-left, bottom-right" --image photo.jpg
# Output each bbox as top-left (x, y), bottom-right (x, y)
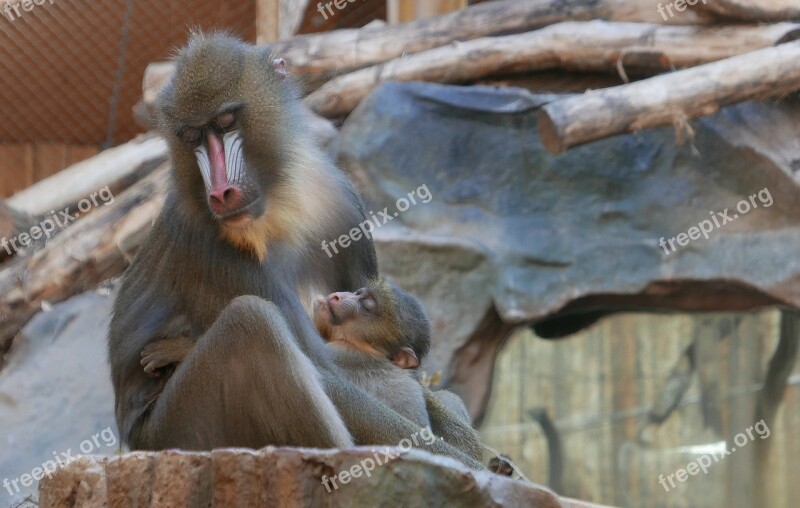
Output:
top-left (140, 337), bottom-right (194, 377)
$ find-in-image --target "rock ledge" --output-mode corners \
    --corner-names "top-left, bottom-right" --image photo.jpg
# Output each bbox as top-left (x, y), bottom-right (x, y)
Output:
top-left (39, 446), bottom-right (603, 507)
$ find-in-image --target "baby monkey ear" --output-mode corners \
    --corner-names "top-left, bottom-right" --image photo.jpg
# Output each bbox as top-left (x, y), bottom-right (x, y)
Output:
top-left (391, 347), bottom-right (419, 369)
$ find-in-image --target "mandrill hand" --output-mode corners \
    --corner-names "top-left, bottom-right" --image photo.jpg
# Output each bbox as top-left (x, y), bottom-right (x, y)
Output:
top-left (140, 337), bottom-right (194, 377)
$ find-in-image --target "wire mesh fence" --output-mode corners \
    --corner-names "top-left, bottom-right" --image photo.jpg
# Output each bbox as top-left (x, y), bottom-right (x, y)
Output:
top-left (0, 0), bottom-right (256, 196)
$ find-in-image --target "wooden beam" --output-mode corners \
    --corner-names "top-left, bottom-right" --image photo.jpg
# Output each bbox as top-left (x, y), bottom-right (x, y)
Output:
top-left (538, 40), bottom-right (800, 154)
top-left (257, 0), bottom-right (280, 44)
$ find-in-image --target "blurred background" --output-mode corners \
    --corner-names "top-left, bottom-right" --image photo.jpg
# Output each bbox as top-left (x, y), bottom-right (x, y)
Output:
top-left (0, 1), bottom-right (798, 507)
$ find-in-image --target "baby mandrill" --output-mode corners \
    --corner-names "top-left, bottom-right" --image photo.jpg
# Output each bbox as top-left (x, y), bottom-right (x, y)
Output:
top-left (313, 278), bottom-right (434, 427)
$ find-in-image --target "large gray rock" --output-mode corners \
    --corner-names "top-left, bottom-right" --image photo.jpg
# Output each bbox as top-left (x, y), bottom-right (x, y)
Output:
top-left (0, 290), bottom-right (116, 506)
top-left (338, 82), bottom-right (800, 418)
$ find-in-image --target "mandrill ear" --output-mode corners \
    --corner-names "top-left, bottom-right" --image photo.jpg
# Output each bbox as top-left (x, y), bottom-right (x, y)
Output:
top-left (256, 47), bottom-right (288, 79)
top-left (273, 57), bottom-right (288, 77)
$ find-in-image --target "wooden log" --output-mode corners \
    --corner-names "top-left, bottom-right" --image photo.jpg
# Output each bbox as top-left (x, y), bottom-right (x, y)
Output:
top-left (538, 40), bottom-right (800, 154)
top-left (8, 134), bottom-right (167, 217)
top-left (137, 62), bottom-right (175, 130)
top-left (699, 0), bottom-right (800, 22)
top-left (0, 165), bottom-right (169, 366)
top-left (278, 0), bottom-right (308, 39)
top-left (305, 21), bottom-right (800, 118)
top-left (274, 0), bottom-right (598, 88)
top-left (142, 0), bottom-right (713, 105)
top-left (0, 201), bottom-right (34, 263)
top-left (387, 0), bottom-right (468, 23)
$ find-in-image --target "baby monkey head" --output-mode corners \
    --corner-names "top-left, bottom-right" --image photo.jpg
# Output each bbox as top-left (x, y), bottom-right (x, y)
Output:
top-left (314, 279), bottom-right (431, 367)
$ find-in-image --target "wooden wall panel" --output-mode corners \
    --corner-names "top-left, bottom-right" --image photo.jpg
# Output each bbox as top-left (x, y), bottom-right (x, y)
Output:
top-left (32, 143), bottom-right (68, 182)
top-left (67, 145), bottom-right (100, 166)
top-left (0, 142), bottom-right (98, 198)
top-left (0, 143), bottom-right (34, 198)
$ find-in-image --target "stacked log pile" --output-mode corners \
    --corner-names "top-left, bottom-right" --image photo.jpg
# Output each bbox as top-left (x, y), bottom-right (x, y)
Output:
top-left (144, 0), bottom-right (800, 151)
top-left (2, 0), bottom-right (799, 371)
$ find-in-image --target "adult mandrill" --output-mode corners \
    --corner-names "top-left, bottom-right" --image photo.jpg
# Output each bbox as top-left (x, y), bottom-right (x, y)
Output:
top-left (108, 32), bottom-right (483, 469)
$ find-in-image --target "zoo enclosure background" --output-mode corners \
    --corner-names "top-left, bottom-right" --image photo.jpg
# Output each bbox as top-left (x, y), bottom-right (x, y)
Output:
top-left (0, 0), bottom-right (258, 197)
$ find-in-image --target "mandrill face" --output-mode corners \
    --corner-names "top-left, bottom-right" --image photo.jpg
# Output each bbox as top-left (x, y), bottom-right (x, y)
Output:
top-left (156, 32), bottom-right (296, 235)
top-left (182, 110), bottom-right (262, 226)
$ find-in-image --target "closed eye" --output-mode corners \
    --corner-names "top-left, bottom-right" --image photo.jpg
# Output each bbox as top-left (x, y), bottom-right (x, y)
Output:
top-left (361, 296), bottom-right (377, 312)
top-left (214, 111), bottom-right (236, 131)
top-left (178, 126), bottom-right (202, 145)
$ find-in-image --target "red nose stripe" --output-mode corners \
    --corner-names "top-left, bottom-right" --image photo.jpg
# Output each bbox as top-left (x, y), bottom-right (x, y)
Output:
top-left (207, 131), bottom-right (228, 191)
